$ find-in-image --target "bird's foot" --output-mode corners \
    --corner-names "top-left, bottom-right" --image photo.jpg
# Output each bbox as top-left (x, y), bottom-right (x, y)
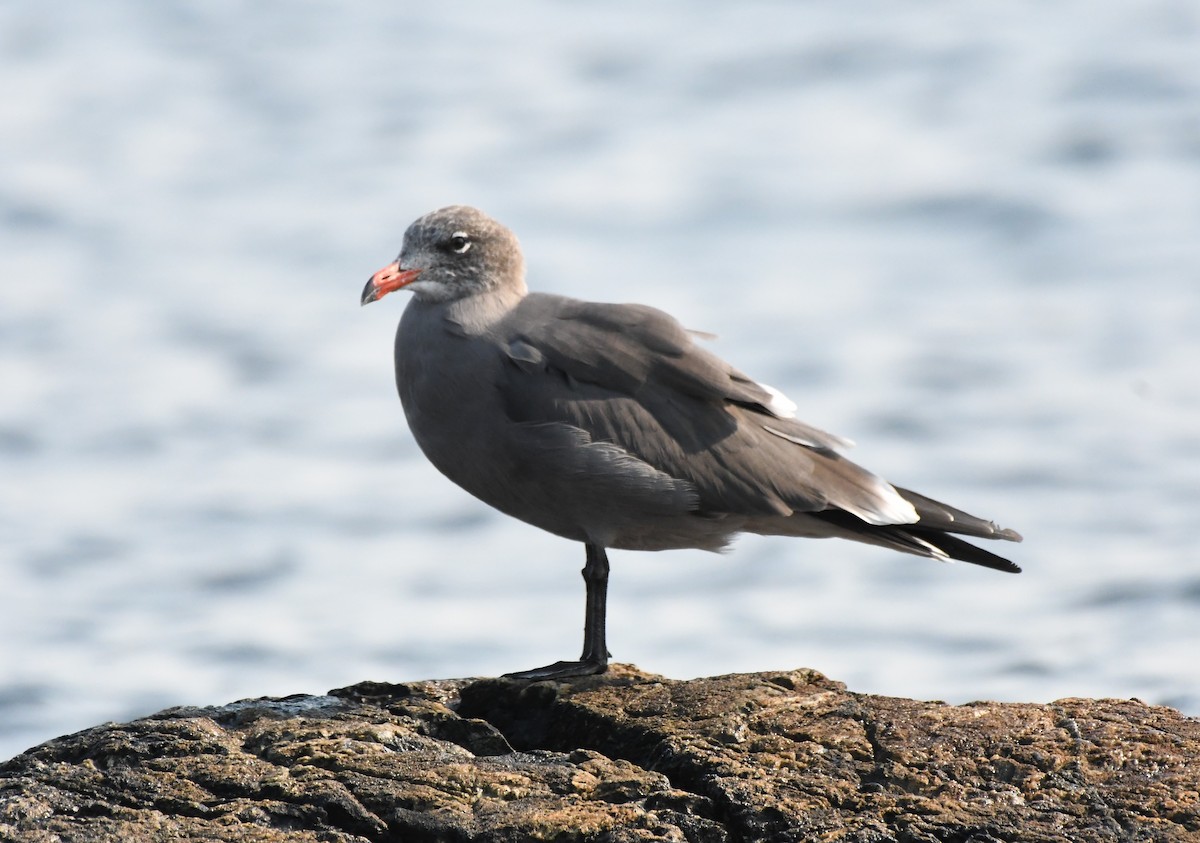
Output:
top-left (502, 658), bottom-right (608, 682)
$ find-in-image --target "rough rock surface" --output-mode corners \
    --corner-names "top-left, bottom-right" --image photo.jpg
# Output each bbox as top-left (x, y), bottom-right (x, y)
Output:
top-left (2, 666), bottom-right (1198, 842)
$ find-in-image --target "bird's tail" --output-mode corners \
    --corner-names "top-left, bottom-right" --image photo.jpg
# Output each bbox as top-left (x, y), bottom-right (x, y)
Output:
top-left (809, 487), bottom-right (1023, 574)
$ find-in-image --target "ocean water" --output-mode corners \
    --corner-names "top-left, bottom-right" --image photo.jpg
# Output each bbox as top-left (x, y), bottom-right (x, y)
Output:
top-left (2, 0), bottom-right (1199, 761)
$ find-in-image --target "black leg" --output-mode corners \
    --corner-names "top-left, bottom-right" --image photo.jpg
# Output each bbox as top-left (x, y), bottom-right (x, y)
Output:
top-left (503, 543), bottom-right (610, 681)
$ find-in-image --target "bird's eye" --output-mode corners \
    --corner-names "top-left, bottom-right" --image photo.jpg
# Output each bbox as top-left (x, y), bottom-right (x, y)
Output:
top-left (446, 233), bottom-right (472, 254)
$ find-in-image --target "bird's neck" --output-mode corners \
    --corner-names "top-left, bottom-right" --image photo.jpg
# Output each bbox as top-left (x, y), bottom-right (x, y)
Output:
top-left (442, 281), bottom-right (528, 336)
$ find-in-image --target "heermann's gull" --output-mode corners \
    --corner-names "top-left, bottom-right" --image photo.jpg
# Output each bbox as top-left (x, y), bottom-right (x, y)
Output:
top-left (361, 205), bottom-right (1022, 680)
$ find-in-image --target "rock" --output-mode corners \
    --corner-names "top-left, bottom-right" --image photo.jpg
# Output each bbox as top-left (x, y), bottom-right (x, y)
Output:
top-left (2, 666), bottom-right (1198, 842)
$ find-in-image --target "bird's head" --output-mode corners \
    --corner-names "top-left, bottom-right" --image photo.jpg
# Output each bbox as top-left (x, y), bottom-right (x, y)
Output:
top-left (361, 205), bottom-right (527, 305)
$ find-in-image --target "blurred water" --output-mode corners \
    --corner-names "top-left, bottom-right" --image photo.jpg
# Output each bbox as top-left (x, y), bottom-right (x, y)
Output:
top-left (3, 0), bottom-right (1199, 761)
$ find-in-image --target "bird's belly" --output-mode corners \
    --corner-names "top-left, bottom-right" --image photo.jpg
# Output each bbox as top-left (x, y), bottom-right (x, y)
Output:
top-left (404, 405), bottom-right (733, 552)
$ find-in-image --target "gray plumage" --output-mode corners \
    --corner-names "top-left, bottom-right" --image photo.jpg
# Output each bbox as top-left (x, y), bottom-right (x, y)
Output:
top-left (362, 205), bottom-right (1021, 679)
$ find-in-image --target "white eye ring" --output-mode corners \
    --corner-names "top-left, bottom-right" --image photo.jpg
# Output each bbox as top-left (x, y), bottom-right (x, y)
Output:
top-left (448, 232), bottom-right (472, 254)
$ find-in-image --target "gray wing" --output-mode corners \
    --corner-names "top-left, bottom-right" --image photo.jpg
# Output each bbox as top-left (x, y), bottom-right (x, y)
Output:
top-left (496, 296), bottom-right (917, 525)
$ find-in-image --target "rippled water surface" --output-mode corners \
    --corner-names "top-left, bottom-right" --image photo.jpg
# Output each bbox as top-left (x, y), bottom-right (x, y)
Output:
top-left (3, 1), bottom-right (1199, 760)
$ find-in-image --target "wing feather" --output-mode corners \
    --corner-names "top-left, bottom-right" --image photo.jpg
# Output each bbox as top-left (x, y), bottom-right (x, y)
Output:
top-left (497, 296), bottom-right (913, 523)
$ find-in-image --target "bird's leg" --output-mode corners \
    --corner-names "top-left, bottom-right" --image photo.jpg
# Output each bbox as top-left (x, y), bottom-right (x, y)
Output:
top-left (579, 543), bottom-right (611, 665)
top-left (503, 543), bottom-right (610, 681)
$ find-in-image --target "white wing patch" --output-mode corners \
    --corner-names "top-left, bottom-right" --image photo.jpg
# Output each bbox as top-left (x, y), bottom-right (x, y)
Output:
top-left (762, 424), bottom-right (856, 452)
top-left (844, 476), bottom-right (920, 526)
top-left (757, 382), bottom-right (798, 418)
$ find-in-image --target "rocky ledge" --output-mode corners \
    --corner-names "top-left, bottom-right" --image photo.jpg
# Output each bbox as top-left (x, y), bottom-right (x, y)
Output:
top-left (2, 666), bottom-right (1198, 842)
